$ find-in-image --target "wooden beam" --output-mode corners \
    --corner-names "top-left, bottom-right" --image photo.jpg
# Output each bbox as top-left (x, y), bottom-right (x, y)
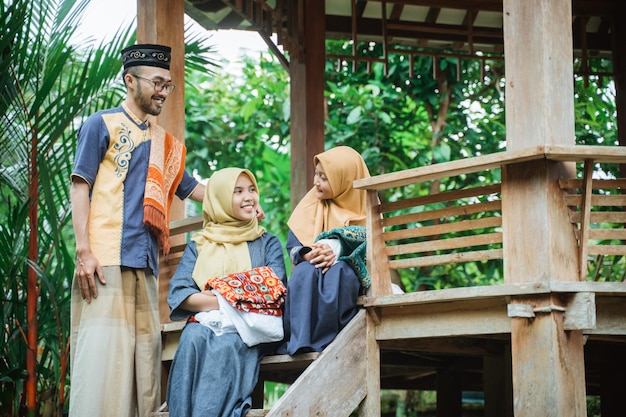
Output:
top-left (375, 297), bottom-right (511, 340)
top-left (289, 0), bottom-right (325, 207)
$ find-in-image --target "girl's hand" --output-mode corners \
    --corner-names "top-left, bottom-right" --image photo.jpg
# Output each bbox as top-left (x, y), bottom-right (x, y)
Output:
top-left (305, 242), bottom-right (336, 273)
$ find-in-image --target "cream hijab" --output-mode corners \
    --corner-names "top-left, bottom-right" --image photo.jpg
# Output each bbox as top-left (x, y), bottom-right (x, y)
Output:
top-left (287, 146), bottom-right (370, 247)
top-left (191, 168), bottom-right (265, 289)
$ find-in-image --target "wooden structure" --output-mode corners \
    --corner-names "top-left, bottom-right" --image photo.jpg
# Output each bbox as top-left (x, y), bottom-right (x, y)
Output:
top-left (137, 0), bottom-right (626, 416)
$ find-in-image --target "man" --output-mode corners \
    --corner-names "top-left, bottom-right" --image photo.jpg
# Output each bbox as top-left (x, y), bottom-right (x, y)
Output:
top-left (69, 44), bottom-right (204, 417)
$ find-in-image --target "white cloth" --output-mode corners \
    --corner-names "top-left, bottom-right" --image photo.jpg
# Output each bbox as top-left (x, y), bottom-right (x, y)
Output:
top-left (195, 291), bottom-right (283, 347)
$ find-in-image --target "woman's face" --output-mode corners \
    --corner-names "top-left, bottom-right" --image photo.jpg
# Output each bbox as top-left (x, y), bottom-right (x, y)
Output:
top-left (313, 162), bottom-right (334, 200)
top-left (231, 173), bottom-right (259, 221)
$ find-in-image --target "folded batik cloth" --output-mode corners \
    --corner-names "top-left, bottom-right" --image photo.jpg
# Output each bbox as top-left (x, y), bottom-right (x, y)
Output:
top-left (206, 266), bottom-right (286, 316)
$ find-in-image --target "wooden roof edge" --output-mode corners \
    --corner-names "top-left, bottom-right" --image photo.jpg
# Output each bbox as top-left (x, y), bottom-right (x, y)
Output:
top-left (354, 145), bottom-right (626, 191)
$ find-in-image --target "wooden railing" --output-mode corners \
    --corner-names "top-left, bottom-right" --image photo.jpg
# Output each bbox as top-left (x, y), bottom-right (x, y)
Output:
top-left (355, 145), bottom-right (626, 296)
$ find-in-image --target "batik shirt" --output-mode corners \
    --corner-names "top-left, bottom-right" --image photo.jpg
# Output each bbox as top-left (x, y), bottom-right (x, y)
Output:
top-left (71, 104), bottom-right (198, 277)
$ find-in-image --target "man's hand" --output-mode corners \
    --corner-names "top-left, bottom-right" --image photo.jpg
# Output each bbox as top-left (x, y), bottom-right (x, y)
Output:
top-left (75, 252), bottom-right (105, 303)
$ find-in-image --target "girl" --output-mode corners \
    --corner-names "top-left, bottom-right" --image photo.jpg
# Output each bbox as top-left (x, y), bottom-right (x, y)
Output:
top-left (166, 168), bottom-right (286, 417)
top-left (278, 146), bottom-right (370, 355)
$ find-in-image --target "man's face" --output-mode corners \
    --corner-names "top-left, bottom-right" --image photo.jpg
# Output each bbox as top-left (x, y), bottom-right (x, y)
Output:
top-left (130, 67), bottom-right (173, 116)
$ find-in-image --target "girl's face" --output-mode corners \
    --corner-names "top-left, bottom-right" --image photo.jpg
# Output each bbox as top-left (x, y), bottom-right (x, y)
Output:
top-left (232, 173), bottom-right (259, 221)
top-left (313, 162), bottom-right (333, 200)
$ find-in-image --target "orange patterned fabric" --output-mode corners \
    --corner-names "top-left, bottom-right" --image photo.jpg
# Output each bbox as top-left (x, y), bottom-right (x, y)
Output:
top-left (206, 266), bottom-right (286, 316)
top-left (143, 124), bottom-right (186, 254)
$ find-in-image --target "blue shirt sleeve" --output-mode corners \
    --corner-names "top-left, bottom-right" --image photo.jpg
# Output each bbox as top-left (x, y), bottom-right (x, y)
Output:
top-left (286, 230), bottom-right (307, 265)
top-left (175, 170), bottom-right (199, 200)
top-left (258, 233), bottom-right (287, 283)
top-left (168, 241), bottom-right (201, 321)
top-left (71, 112), bottom-right (110, 186)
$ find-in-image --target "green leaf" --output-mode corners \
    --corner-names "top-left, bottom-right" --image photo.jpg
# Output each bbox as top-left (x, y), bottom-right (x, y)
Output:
top-left (346, 106), bottom-right (362, 124)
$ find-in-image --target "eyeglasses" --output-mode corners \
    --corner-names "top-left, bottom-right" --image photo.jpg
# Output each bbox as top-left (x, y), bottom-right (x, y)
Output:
top-left (132, 74), bottom-right (176, 93)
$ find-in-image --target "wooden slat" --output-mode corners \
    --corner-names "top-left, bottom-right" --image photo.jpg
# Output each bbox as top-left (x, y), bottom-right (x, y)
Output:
top-left (367, 190), bottom-right (393, 297)
top-left (386, 232), bottom-right (502, 256)
top-left (568, 211), bottom-right (626, 223)
top-left (579, 160), bottom-right (594, 280)
top-left (588, 229), bottom-right (626, 240)
top-left (563, 194), bottom-right (626, 207)
top-left (150, 409), bottom-right (271, 417)
top-left (383, 200), bottom-right (501, 227)
top-left (389, 249), bottom-right (503, 269)
top-left (380, 184), bottom-right (500, 213)
top-left (258, 352), bottom-right (320, 371)
top-left (383, 216), bottom-right (502, 241)
top-left (169, 215), bottom-right (203, 236)
top-left (587, 245), bottom-right (626, 256)
top-left (559, 178), bottom-right (626, 190)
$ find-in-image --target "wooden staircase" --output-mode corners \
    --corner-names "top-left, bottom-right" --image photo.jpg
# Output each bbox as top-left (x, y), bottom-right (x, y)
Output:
top-left (152, 309), bottom-right (369, 417)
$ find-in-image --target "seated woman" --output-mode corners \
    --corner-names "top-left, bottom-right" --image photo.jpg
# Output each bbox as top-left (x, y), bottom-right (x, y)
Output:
top-left (166, 168), bottom-right (286, 417)
top-left (278, 146), bottom-right (371, 355)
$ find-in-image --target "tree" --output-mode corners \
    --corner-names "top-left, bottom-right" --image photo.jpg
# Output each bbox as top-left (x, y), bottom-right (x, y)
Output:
top-left (1, 1), bottom-right (132, 415)
top-left (0, 1), bottom-right (217, 415)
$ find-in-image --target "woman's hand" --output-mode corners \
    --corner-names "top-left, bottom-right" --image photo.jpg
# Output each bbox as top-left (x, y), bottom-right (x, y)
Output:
top-left (303, 242), bottom-right (336, 274)
top-left (181, 290), bottom-right (219, 312)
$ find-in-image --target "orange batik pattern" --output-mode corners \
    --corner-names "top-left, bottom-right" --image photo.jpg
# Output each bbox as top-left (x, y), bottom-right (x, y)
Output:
top-left (206, 266), bottom-right (286, 316)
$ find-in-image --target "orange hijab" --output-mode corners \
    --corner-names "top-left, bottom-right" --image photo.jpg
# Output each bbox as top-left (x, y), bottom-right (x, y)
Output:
top-left (287, 146), bottom-right (370, 246)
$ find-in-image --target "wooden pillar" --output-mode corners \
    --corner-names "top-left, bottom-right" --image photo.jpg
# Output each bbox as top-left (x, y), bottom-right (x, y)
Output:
top-left (502, 0), bottom-right (587, 416)
top-left (436, 369), bottom-right (462, 417)
top-left (599, 344), bottom-right (626, 417)
top-left (136, 0), bottom-right (186, 404)
top-left (136, 0), bottom-right (187, 325)
top-left (613, 4), bottom-right (626, 177)
top-left (289, 0), bottom-right (326, 208)
top-left (358, 312), bottom-right (381, 417)
top-left (483, 347), bottom-right (513, 417)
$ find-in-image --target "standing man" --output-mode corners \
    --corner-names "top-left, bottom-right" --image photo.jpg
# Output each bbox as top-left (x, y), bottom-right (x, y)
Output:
top-left (69, 44), bottom-right (204, 417)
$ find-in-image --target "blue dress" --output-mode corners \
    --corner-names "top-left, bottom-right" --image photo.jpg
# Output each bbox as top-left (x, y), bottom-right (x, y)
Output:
top-left (277, 230), bottom-right (362, 355)
top-left (166, 234), bottom-right (286, 417)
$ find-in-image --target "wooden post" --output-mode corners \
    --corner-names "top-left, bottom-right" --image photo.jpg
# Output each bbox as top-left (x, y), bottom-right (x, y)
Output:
top-left (483, 347), bottom-right (513, 417)
top-left (436, 369), bottom-right (462, 417)
top-left (358, 311), bottom-right (381, 417)
top-left (136, 0), bottom-right (186, 326)
top-left (136, 0), bottom-right (186, 403)
top-left (289, 0), bottom-right (326, 208)
top-left (613, 3), bottom-right (626, 177)
top-left (502, 0), bottom-right (587, 416)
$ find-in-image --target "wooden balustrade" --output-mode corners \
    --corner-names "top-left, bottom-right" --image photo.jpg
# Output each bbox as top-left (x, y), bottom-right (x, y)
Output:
top-left (355, 145), bottom-right (626, 297)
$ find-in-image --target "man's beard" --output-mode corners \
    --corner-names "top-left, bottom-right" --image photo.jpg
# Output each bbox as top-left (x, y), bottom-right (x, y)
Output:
top-left (136, 83), bottom-right (163, 116)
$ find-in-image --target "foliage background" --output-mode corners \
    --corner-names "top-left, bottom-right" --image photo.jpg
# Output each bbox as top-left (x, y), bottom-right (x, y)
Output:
top-left (0, 0), bottom-right (618, 415)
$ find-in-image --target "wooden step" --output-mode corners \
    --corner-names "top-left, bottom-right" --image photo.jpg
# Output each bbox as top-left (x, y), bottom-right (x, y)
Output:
top-left (151, 352), bottom-right (320, 417)
top-left (151, 409), bottom-right (269, 417)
